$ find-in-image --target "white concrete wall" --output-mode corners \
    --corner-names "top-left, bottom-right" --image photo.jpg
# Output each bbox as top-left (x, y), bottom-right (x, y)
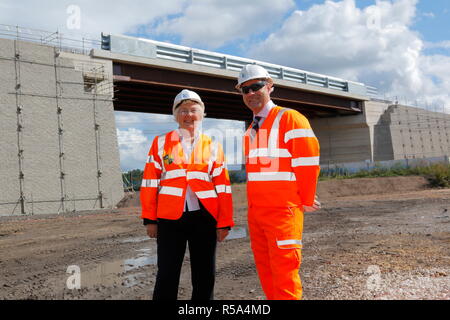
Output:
top-left (0, 39), bottom-right (20, 214)
top-left (310, 111), bottom-right (372, 164)
top-left (385, 105), bottom-right (450, 160)
top-left (0, 38), bottom-right (123, 215)
top-left (310, 99), bottom-right (450, 166)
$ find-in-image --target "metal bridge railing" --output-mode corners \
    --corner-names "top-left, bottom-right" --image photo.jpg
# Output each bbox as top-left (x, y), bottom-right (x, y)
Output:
top-left (104, 34), bottom-right (378, 97)
top-left (366, 85), bottom-right (379, 97)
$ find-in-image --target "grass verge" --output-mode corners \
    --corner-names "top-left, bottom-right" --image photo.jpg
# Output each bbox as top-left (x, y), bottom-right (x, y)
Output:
top-left (319, 163), bottom-right (450, 188)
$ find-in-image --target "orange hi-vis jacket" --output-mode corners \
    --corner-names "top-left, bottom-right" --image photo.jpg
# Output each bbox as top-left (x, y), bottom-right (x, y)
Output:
top-left (140, 130), bottom-right (234, 229)
top-left (244, 106), bottom-right (320, 208)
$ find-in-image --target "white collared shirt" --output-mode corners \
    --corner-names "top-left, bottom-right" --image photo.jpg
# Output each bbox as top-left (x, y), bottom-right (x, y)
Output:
top-left (177, 129), bottom-right (201, 212)
top-left (254, 100), bottom-right (276, 128)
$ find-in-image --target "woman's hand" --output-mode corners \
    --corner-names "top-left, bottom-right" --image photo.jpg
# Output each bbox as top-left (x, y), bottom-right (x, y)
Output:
top-left (216, 228), bottom-right (229, 242)
top-left (146, 224), bottom-right (157, 238)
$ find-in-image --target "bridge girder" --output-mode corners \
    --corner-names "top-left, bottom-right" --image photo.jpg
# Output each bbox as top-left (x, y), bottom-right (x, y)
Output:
top-left (113, 62), bottom-right (365, 122)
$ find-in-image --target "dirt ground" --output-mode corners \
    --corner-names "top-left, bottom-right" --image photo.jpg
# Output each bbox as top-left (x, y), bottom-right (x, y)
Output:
top-left (1, 176), bottom-right (449, 300)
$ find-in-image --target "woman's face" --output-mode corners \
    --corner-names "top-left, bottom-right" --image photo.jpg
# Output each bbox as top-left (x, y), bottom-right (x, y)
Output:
top-left (175, 101), bottom-right (204, 133)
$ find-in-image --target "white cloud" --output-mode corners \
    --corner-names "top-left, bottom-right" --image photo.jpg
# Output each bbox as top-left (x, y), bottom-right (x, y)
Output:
top-left (115, 111), bottom-right (175, 128)
top-left (153, 0), bottom-right (295, 49)
top-left (247, 0), bottom-right (450, 112)
top-left (425, 41), bottom-right (450, 50)
top-left (0, 0), bottom-right (185, 38)
top-left (116, 128), bottom-right (150, 171)
top-left (418, 54), bottom-right (450, 109)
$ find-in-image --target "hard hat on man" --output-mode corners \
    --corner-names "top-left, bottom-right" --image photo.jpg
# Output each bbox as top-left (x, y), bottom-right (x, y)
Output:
top-left (236, 64), bottom-right (273, 90)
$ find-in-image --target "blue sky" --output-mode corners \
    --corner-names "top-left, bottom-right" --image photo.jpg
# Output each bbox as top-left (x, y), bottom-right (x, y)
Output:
top-left (1, 0), bottom-right (449, 171)
top-left (415, 0), bottom-right (449, 41)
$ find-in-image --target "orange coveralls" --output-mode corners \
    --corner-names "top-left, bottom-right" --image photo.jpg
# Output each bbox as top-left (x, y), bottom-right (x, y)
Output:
top-left (244, 106), bottom-right (320, 300)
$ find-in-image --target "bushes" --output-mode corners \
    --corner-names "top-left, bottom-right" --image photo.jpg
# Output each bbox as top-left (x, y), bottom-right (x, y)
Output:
top-left (122, 169), bottom-right (143, 191)
top-left (319, 163), bottom-right (450, 188)
top-left (414, 164), bottom-right (450, 188)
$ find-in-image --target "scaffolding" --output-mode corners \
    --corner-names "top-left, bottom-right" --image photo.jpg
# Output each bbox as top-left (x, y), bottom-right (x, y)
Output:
top-left (0, 24), bottom-right (101, 56)
top-left (0, 25), bottom-right (117, 216)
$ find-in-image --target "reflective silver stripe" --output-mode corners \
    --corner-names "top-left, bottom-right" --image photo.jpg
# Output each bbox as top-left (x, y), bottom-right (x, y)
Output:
top-left (195, 190), bottom-right (218, 199)
top-left (248, 148), bottom-right (291, 158)
top-left (248, 108), bottom-right (291, 159)
top-left (141, 179), bottom-right (159, 188)
top-left (215, 185), bottom-right (232, 194)
top-left (212, 165), bottom-right (224, 177)
top-left (208, 140), bottom-right (219, 175)
top-left (247, 172), bottom-right (296, 182)
top-left (187, 171), bottom-right (211, 182)
top-left (277, 239), bottom-right (302, 247)
top-left (161, 169), bottom-right (186, 180)
top-left (147, 156), bottom-right (162, 170)
top-left (267, 108), bottom-right (289, 150)
top-left (210, 140), bottom-right (219, 162)
top-left (159, 186), bottom-right (183, 197)
top-left (292, 156), bottom-right (320, 167)
top-left (284, 129), bottom-right (316, 143)
top-left (157, 134), bottom-right (166, 172)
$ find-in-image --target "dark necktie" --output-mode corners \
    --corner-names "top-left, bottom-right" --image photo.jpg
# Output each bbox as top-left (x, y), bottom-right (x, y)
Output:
top-left (250, 116), bottom-right (262, 140)
top-left (252, 116), bottom-right (262, 132)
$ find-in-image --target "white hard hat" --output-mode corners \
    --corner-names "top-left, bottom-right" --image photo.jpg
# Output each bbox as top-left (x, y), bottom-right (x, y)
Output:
top-left (172, 89), bottom-right (204, 114)
top-left (236, 64), bottom-right (273, 89)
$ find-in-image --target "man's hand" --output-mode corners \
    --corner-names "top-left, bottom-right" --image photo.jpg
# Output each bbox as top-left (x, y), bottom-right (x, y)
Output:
top-left (146, 224), bottom-right (157, 238)
top-left (303, 196), bottom-right (321, 213)
top-left (217, 228), bottom-right (229, 242)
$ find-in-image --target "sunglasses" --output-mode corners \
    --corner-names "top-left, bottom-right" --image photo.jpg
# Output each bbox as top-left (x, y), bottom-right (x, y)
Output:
top-left (240, 81), bottom-right (267, 94)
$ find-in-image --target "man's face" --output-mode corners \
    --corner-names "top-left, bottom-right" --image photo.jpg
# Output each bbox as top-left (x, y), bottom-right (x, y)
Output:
top-left (240, 79), bottom-right (272, 114)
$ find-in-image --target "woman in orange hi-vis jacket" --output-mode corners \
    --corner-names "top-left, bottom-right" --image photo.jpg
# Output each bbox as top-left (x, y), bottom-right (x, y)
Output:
top-left (140, 89), bottom-right (234, 300)
top-left (236, 64), bottom-right (321, 300)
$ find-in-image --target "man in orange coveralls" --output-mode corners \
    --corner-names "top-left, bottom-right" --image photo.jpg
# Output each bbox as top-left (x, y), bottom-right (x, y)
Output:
top-left (236, 64), bottom-right (321, 300)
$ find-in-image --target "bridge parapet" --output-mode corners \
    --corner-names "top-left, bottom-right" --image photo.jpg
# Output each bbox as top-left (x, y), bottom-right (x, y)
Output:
top-left (102, 34), bottom-right (377, 98)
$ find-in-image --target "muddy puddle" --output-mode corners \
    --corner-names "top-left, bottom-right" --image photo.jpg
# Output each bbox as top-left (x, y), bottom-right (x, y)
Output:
top-left (71, 227), bottom-right (247, 289)
top-left (226, 226), bottom-right (247, 240)
top-left (80, 248), bottom-right (157, 288)
top-left (119, 236), bottom-right (150, 243)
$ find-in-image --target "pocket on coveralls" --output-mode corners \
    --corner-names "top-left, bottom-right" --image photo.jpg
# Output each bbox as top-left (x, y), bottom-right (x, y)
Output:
top-left (276, 207), bottom-right (303, 247)
top-left (275, 206), bottom-right (303, 265)
top-left (275, 238), bottom-right (302, 266)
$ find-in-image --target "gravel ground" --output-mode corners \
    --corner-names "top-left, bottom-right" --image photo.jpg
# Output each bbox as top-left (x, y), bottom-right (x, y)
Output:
top-left (0, 177), bottom-right (449, 300)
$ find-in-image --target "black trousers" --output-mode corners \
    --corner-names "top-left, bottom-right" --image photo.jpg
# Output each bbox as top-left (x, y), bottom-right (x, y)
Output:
top-left (152, 204), bottom-right (217, 300)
